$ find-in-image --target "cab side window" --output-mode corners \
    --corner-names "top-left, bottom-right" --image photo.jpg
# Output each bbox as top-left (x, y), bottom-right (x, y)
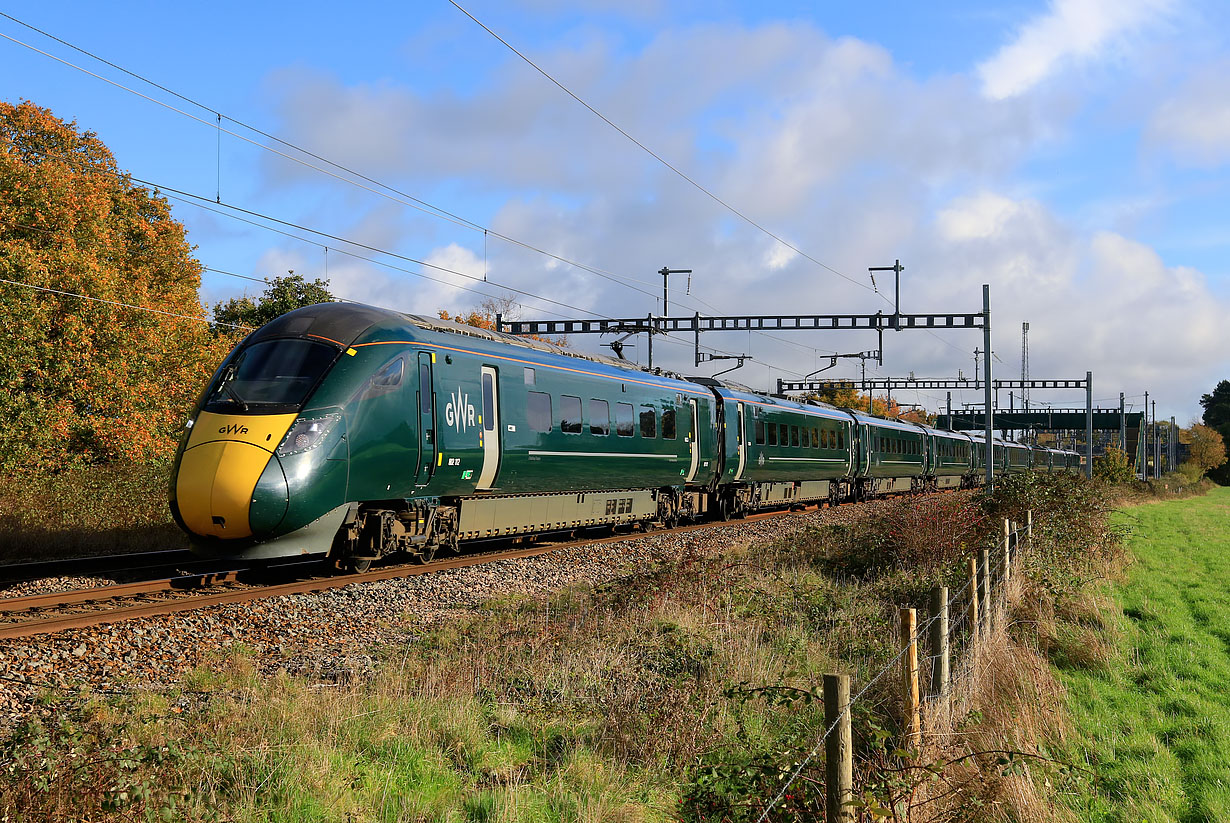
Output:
top-left (755, 420), bottom-right (766, 445)
top-left (363, 357), bottom-right (403, 400)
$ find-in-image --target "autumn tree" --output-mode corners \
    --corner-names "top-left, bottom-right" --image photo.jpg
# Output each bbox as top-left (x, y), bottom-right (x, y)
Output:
top-left (0, 100), bottom-right (228, 473)
top-left (810, 385), bottom-right (903, 418)
top-left (1183, 423), bottom-right (1226, 480)
top-left (212, 272), bottom-right (334, 333)
top-left (440, 293), bottom-right (568, 347)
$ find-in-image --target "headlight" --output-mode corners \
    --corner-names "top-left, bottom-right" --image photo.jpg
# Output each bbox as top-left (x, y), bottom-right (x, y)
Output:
top-left (277, 413), bottom-right (341, 457)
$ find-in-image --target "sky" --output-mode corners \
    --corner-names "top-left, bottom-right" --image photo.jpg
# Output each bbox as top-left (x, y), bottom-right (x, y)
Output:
top-left (3, 0), bottom-right (1228, 424)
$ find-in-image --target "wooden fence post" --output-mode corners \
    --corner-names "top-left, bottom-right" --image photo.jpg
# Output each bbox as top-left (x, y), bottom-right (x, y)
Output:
top-left (979, 547), bottom-right (991, 631)
top-left (901, 608), bottom-right (920, 748)
top-left (967, 557), bottom-right (979, 642)
top-left (928, 586), bottom-right (949, 709)
top-left (824, 673), bottom-right (853, 822)
top-left (1003, 521), bottom-right (1012, 588)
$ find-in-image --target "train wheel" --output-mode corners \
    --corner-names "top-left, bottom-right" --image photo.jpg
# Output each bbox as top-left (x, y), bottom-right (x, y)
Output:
top-left (717, 495), bottom-right (731, 522)
top-left (346, 555), bottom-right (373, 574)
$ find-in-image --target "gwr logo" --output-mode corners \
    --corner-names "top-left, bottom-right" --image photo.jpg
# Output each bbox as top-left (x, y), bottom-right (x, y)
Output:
top-left (218, 423), bottom-right (249, 435)
top-left (446, 387), bottom-right (476, 432)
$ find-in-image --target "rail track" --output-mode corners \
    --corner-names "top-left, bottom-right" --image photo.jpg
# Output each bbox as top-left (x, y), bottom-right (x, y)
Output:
top-left (0, 506), bottom-right (802, 641)
top-left (0, 549), bottom-right (203, 585)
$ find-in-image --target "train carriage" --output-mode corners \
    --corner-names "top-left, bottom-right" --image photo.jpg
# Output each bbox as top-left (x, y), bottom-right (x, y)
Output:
top-left (701, 384), bottom-right (855, 513)
top-left (930, 429), bottom-right (976, 489)
top-left (846, 411), bottom-right (928, 497)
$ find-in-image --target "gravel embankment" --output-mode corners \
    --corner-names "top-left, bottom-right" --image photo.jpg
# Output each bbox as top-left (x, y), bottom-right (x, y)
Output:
top-left (0, 505), bottom-right (875, 724)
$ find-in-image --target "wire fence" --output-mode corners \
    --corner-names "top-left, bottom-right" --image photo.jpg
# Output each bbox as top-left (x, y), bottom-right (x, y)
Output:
top-left (756, 513), bottom-right (1033, 822)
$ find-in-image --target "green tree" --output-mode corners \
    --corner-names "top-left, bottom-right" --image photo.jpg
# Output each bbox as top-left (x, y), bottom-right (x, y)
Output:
top-left (1200, 381), bottom-right (1230, 483)
top-left (212, 272), bottom-right (334, 332)
top-left (0, 101), bottom-right (228, 473)
top-left (1200, 381), bottom-right (1230, 430)
top-left (1093, 446), bottom-right (1135, 484)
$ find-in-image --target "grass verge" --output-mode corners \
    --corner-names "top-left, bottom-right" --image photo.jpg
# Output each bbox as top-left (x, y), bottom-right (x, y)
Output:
top-left (0, 475), bottom-right (1137, 822)
top-left (1048, 484), bottom-right (1230, 822)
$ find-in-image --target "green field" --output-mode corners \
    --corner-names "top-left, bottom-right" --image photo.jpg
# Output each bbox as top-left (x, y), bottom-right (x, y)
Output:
top-left (1057, 485), bottom-right (1230, 821)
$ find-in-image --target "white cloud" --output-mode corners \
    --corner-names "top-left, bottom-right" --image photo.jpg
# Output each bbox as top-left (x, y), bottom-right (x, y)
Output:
top-left (977, 0), bottom-right (1175, 100)
top-left (1148, 59), bottom-right (1230, 166)
top-left (242, 19), bottom-right (1221, 420)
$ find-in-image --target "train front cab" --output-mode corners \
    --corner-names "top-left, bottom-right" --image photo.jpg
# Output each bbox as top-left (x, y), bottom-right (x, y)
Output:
top-left (170, 304), bottom-right (395, 559)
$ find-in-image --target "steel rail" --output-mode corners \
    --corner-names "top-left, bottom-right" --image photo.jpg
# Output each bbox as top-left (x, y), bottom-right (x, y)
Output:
top-left (0, 549), bottom-right (199, 584)
top-left (0, 568), bottom-right (248, 613)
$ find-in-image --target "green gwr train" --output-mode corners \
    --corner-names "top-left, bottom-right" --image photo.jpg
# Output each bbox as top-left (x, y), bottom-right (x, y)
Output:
top-left (170, 303), bottom-right (1079, 569)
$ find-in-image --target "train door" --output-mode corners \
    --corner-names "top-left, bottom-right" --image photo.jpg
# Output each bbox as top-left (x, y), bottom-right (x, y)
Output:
top-left (734, 402), bottom-right (747, 480)
top-left (859, 423), bottom-right (872, 474)
top-left (685, 399), bottom-right (700, 482)
top-left (477, 365), bottom-right (501, 489)
top-left (415, 352), bottom-right (436, 486)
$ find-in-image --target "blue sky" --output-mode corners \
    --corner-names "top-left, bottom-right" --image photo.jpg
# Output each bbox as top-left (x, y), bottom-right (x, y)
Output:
top-left (3, 0), bottom-right (1227, 423)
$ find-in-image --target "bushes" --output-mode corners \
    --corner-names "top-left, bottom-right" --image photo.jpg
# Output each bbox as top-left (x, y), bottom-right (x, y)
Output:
top-left (0, 460), bottom-right (184, 562)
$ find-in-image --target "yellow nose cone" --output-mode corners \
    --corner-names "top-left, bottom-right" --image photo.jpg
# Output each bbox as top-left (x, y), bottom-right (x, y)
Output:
top-left (175, 412), bottom-right (297, 539)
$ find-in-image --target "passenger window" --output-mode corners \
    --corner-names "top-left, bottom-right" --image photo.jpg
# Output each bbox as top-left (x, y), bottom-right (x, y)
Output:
top-left (589, 399), bottom-right (610, 435)
top-left (791, 426), bottom-right (800, 447)
top-left (523, 367), bottom-right (535, 386)
top-left (662, 408), bottom-right (677, 440)
top-left (528, 391), bottom-right (552, 432)
top-left (811, 428), bottom-right (819, 448)
top-left (616, 402), bottom-right (634, 437)
top-left (838, 431), bottom-right (845, 450)
top-left (482, 372), bottom-right (495, 432)
top-left (780, 423), bottom-right (788, 445)
top-left (755, 420), bottom-right (765, 445)
top-left (768, 423), bottom-right (778, 446)
top-left (640, 405), bottom-right (657, 438)
top-left (561, 395), bottom-right (582, 434)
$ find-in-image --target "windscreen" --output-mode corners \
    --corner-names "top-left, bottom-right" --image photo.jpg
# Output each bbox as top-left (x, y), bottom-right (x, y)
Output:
top-left (204, 339), bottom-right (337, 414)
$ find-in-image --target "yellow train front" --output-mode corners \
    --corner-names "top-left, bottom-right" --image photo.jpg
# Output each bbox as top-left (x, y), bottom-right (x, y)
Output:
top-left (170, 304), bottom-right (392, 560)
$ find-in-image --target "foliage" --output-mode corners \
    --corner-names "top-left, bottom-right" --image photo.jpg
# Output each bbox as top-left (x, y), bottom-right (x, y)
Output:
top-left (1199, 381), bottom-right (1230, 484)
top-left (211, 272), bottom-right (334, 333)
top-left (1093, 446), bottom-right (1136, 484)
top-left (0, 459), bottom-right (182, 562)
top-left (1199, 380), bottom-right (1230, 430)
top-left (1184, 423), bottom-right (1226, 478)
top-left (810, 385), bottom-right (905, 419)
top-left (0, 100), bottom-right (230, 473)
top-left (824, 491), bottom-right (991, 577)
